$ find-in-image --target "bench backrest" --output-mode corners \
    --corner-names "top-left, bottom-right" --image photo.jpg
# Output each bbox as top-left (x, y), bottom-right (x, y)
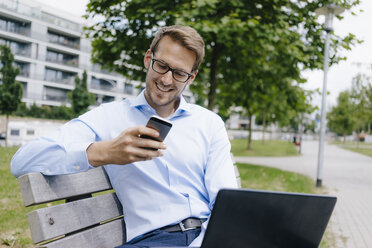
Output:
top-left (19, 164), bottom-right (241, 248)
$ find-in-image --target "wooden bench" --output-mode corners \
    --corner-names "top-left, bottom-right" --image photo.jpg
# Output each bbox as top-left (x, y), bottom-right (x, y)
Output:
top-left (18, 164), bottom-right (241, 248)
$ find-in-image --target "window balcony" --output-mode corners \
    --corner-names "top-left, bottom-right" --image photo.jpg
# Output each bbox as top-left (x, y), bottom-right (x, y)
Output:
top-left (16, 62), bottom-right (30, 77)
top-left (0, 17), bottom-right (30, 36)
top-left (44, 68), bottom-right (76, 85)
top-left (0, 38), bottom-right (31, 58)
top-left (43, 86), bottom-right (70, 102)
top-left (90, 77), bottom-right (117, 93)
top-left (0, 0), bottom-right (81, 33)
top-left (48, 31), bottom-right (80, 50)
top-left (46, 50), bottom-right (79, 67)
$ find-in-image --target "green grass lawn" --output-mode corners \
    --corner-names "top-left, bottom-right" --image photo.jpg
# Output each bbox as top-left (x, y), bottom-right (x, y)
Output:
top-left (332, 141), bottom-right (372, 157)
top-left (0, 146), bottom-right (35, 248)
top-left (237, 163), bottom-right (318, 193)
top-left (1, 145), bottom-right (331, 247)
top-left (231, 139), bottom-right (298, 157)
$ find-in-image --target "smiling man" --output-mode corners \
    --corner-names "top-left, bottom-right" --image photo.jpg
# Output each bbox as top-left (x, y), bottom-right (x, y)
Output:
top-left (11, 25), bottom-right (237, 247)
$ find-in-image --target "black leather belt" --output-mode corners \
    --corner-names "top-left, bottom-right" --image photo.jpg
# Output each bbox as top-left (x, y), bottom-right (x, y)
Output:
top-left (161, 217), bottom-right (205, 232)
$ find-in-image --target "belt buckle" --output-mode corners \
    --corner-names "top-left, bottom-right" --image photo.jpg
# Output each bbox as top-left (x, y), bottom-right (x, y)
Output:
top-left (179, 221), bottom-right (195, 232)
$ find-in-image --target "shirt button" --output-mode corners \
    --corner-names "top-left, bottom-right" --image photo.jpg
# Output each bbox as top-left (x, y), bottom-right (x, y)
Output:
top-left (45, 169), bottom-right (51, 174)
top-left (76, 165), bottom-right (80, 171)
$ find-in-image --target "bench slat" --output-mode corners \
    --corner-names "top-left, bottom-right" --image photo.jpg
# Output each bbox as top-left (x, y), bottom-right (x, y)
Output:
top-left (28, 192), bottom-right (123, 243)
top-left (39, 218), bottom-right (126, 248)
top-left (18, 167), bottom-right (112, 206)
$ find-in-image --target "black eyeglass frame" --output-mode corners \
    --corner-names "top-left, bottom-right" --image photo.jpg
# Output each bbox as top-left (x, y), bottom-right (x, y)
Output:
top-left (151, 53), bottom-right (193, 83)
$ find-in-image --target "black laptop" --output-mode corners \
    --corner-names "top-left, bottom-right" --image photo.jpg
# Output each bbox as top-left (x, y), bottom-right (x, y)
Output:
top-left (156, 188), bottom-right (337, 248)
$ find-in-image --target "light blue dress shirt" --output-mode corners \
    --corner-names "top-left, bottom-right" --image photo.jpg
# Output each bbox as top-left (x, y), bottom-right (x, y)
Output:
top-left (11, 91), bottom-right (238, 246)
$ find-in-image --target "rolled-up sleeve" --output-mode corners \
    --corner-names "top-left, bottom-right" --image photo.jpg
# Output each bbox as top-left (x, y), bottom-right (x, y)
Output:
top-left (11, 118), bottom-right (97, 178)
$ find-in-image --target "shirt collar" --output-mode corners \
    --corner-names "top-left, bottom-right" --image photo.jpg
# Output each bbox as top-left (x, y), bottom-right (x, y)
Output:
top-left (129, 90), bottom-right (192, 117)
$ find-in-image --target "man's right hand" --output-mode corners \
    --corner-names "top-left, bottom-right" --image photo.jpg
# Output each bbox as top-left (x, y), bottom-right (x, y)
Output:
top-left (86, 125), bottom-right (167, 167)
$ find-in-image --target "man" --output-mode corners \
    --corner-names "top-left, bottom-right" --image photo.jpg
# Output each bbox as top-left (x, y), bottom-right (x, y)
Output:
top-left (11, 25), bottom-right (237, 247)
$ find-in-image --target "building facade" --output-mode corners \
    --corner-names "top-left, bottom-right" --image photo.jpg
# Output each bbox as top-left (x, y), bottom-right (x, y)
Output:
top-left (0, 0), bottom-right (193, 108)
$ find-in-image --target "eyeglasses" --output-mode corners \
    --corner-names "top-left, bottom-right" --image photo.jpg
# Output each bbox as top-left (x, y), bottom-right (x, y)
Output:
top-left (151, 53), bottom-right (193, 83)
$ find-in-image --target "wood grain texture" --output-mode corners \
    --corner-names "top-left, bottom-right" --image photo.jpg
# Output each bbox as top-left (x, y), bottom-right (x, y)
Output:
top-left (18, 167), bottom-right (112, 206)
top-left (39, 218), bottom-right (126, 248)
top-left (28, 193), bottom-right (123, 243)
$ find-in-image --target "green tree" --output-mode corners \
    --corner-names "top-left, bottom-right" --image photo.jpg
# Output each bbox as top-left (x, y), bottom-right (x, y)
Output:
top-left (0, 44), bottom-right (23, 146)
top-left (350, 73), bottom-right (371, 145)
top-left (367, 83), bottom-right (372, 133)
top-left (327, 90), bottom-right (356, 141)
top-left (68, 70), bottom-right (95, 116)
top-left (84, 0), bottom-right (360, 112)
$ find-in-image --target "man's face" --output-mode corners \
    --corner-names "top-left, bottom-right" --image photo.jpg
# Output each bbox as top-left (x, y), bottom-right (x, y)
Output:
top-left (144, 36), bottom-right (197, 116)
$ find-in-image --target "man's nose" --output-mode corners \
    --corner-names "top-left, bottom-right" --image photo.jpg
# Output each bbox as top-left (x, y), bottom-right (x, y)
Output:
top-left (161, 71), bottom-right (173, 85)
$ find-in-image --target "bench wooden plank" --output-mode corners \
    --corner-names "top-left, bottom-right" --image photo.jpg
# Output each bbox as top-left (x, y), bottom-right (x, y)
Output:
top-left (28, 193), bottom-right (123, 243)
top-left (18, 167), bottom-right (112, 206)
top-left (39, 218), bottom-right (126, 248)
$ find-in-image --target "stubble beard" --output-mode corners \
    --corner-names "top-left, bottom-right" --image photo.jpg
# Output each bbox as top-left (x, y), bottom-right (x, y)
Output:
top-left (144, 73), bottom-right (182, 111)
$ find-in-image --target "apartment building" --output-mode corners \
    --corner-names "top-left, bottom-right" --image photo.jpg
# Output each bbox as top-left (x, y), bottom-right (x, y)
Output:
top-left (0, 0), bottom-right (193, 107)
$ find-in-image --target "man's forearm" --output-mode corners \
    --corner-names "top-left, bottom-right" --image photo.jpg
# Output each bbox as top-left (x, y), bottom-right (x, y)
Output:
top-left (86, 141), bottom-right (110, 167)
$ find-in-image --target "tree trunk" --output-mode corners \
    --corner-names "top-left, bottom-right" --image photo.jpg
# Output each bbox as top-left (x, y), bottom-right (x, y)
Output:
top-left (262, 107), bottom-right (266, 144)
top-left (247, 113), bottom-right (253, 150)
top-left (207, 37), bottom-right (220, 110)
top-left (5, 114), bottom-right (9, 147)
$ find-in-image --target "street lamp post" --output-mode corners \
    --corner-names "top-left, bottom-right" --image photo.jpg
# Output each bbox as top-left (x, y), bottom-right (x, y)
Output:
top-left (315, 4), bottom-right (345, 187)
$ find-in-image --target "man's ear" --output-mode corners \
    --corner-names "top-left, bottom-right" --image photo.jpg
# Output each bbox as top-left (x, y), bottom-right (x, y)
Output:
top-left (144, 49), bottom-right (152, 69)
top-left (187, 69), bottom-right (198, 86)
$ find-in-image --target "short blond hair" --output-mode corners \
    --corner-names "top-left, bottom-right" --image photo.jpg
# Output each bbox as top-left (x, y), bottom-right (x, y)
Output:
top-left (150, 25), bottom-right (205, 72)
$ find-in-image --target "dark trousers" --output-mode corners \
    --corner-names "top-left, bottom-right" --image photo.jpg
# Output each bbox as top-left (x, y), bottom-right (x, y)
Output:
top-left (116, 228), bottom-right (201, 248)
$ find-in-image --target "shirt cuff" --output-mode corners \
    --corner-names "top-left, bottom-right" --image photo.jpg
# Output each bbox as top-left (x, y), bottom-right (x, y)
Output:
top-left (66, 142), bottom-right (94, 173)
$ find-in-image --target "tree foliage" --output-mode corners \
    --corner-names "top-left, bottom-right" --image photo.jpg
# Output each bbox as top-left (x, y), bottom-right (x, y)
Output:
top-left (0, 45), bottom-right (22, 115)
top-left (350, 73), bottom-right (371, 134)
top-left (85, 0), bottom-right (360, 106)
top-left (15, 103), bottom-right (74, 120)
top-left (68, 70), bottom-right (95, 116)
top-left (327, 90), bottom-right (356, 139)
top-left (0, 44), bottom-right (22, 146)
top-left (84, 0), bottom-right (361, 149)
top-left (327, 73), bottom-right (372, 141)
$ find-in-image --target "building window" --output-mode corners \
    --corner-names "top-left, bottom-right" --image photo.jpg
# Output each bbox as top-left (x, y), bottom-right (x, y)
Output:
top-left (26, 129), bottom-right (35, 135)
top-left (124, 83), bottom-right (133, 95)
top-left (10, 129), bottom-right (20, 136)
top-left (0, 17), bottom-right (30, 36)
top-left (0, 19), bottom-right (6, 30)
top-left (43, 86), bottom-right (69, 102)
top-left (91, 77), bottom-right (116, 92)
top-left (44, 68), bottom-right (75, 84)
top-left (102, 95), bottom-right (115, 103)
top-left (0, 38), bottom-right (31, 57)
top-left (47, 30), bottom-right (80, 49)
top-left (46, 50), bottom-right (78, 67)
top-left (15, 62), bottom-right (30, 77)
top-left (21, 82), bottom-right (27, 98)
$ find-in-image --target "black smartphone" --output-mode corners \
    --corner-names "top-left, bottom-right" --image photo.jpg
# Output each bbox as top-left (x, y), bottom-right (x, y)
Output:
top-left (140, 115), bottom-right (172, 150)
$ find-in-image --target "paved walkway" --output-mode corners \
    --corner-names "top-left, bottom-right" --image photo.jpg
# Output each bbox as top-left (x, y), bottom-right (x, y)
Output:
top-left (235, 140), bottom-right (372, 248)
